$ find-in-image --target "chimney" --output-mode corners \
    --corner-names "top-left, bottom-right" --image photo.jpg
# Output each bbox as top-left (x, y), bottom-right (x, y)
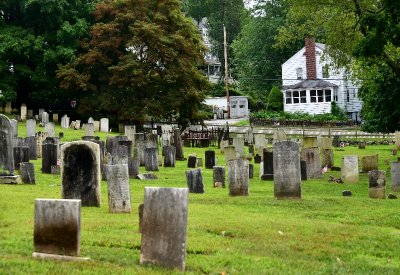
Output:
top-left (305, 36), bottom-right (316, 79)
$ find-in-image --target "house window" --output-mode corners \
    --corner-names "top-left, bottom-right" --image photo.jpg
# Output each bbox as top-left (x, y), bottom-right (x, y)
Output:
top-left (322, 65), bottom-right (329, 78)
top-left (285, 91), bottom-right (292, 104)
top-left (239, 100), bottom-right (246, 108)
top-left (325, 90), bottom-right (332, 102)
top-left (346, 89), bottom-right (350, 102)
top-left (317, 90), bottom-right (324, 102)
top-left (334, 89), bottom-right (338, 101)
top-left (231, 101), bottom-right (237, 108)
top-left (293, 91), bottom-right (300, 103)
top-left (310, 89), bottom-right (333, 103)
top-left (296, 68), bottom-right (303, 80)
top-left (300, 90), bottom-right (307, 103)
top-left (310, 90), bottom-right (317, 103)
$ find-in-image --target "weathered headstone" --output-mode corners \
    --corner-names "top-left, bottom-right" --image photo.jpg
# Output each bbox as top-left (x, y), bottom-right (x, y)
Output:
top-left (41, 112), bottom-right (49, 125)
top-left (213, 166), bottom-right (225, 188)
top-left (38, 108), bottom-right (45, 120)
top-left (100, 118), bottom-right (109, 133)
top-left (333, 135), bottom-right (340, 147)
top-left (187, 155), bottom-right (197, 168)
top-left (105, 164), bottom-right (131, 213)
top-left (321, 149), bottom-right (334, 168)
top-left (27, 109), bottom-right (34, 118)
top-left (368, 170), bottom-right (386, 199)
top-left (74, 120), bottom-right (81, 130)
top-left (42, 144), bottom-right (58, 174)
top-left (273, 141), bottom-right (301, 199)
top-left (301, 147), bottom-right (322, 179)
top-left (395, 131), bottom-right (400, 149)
top-left (390, 161), bottom-right (400, 192)
top-left (26, 119), bottom-right (36, 137)
top-left (128, 157), bottom-right (140, 178)
top-left (341, 156), bottom-right (359, 183)
top-left (273, 129), bottom-right (287, 144)
top-left (85, 123), bottom-right (94, 137)
top-left (13, 146), bottom-right (30, 170)
top-left (186, 168), bottom-right (204, 193)
top-left (205, 150), bottom-right (215, 169)
top-left (45, 122), bottom-right (55, 137)
top-left (173, 129), bottom-right (184, 160)
top-left (358, 142), bottom-right (366, 149)
top-left (20, 104), bottom-right (27, 121)
top-left (224, 145), bottom-right (237, 164)
top-left (254, 134), bottom-right (267, 154)
top-left (4, 102), bottom-right (12, 114)
top-left (249, 163), bottom-right (254, 179)
top-left (36, 132), bottom-right (47, 158)
top-left (20, 162), bottom-right (35, 184)
top-left (10, 119), bottom-right (18, 147)
top-left (163, 146), bottom-right (176, 167)
top-left (140, 187), bottom-right (188, 271)
top-left (232, 137), bottom-right (245, 157)
top-left (52, 113), bottom-right (58, 123)
top-left (61, 141), bottom-right (101, 207)
top-left (196, 157), bottom-right (203, 167)
top-left (144, 147), bottom-right (159, 171)
top-left (320, 137), bottom-right (332, 150)
top-left (0, 115), bottom-right (14, 176)
top-left (33, 199), bottom-right (81, 257)
top-left (228, 159), bottom-right (249, 196)
top-left (361, 155), bottom-right (378, 172)
top-left (302, 136), bottom-right (318, 148)
top-left (61, 115), bottom-right (70, 129)
top-left (261, 150), bottom-right (273, 180)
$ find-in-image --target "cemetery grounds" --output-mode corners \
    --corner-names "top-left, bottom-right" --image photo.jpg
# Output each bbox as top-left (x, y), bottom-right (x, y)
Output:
top-left (0, 121), bottom-right (400, 274)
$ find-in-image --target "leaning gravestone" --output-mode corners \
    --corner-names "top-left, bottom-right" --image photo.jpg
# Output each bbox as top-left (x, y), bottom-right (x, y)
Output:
top-left (61, 141), bottom-right (101, 207)
top-left (144, 148), bottom-right (159, 171)
top-left (110, 145), bottom-right (129, 165)
top-left (33, 199), bottom-right (83, 258)
top-left (140, 188), bottom-right (188, 271)
top-left (106, 136), bottom-right (129, 156)
top-left (205, 150), bottom-right (215, 169)
top-left (124, 125), bottom-right (136, 146)
top-left (13, 146), bottom-right (30, 170)
top-left (228, 158), bottom-right (249, 196)
top-left (301, 147), bottom-right (322, 179)
top-left (213, 166), bottom-right (225, 188)
top-left (361, 155), bottom-right (378, 172)
top-left (273, 141), bottom-right (301, 199)
top-left (186, 168), bottom-right (204, 193)
top-left (100, 118), bottom-right (109, 132)
top-left (0, 114), bottom-right (14, 176)
top-left (390, 161), bottom-right (400, 192)
top-left (105, 164), bottom-right (131, 213)
top-left (128, 157), bottom-right (140, 179)
top-left (20, 162), bottom-right (35, 184)
top-left (38, 108), bottom-right (45, 120)
top-left (26, 119), bottom-right (36, 137)
top-left (368, 170), bottom-right (386, 199)
top-left (163, 146), bottom-right (176, 167)
top-left (341, 156), bottom-right (359, 183)
top-left (173, 129), bottom-right (185, 161)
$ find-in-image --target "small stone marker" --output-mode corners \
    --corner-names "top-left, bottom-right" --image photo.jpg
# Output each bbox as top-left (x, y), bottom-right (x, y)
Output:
top-left (163, 146), bottom-right (176, 167)
top-left (41, 111), bottom-right (49, 125)
top-left (33, 199), bottom-right (84, 259)
top-left (140, 187), bottom-right (188, 271)
top-left (368, 170), bottom-right (386, 199)
top-left (341, 156), bottom-right (359, 183)
top-left (10, 119), bottom-right (18, 147)
top-left (390, 161), bottom-right (400, 192)
top-left (361, 155), bottom-right (378, 172)
top-left (61, 141), bottom-right (101, 207)
top-left (186, 168), bottom-right (204, 193)
top-left (232, 137), bottom-right (245, 157)
top-left (20, 162), bottom-right (35, 184)
top-left (85, 123), bottom-right (95, 136)
top-left (105, 164), bottom-right (131, 213)
top-left (228, 158), bottom-right (249, 196)
top-left (213, 166), bottom-right (225, 188)
top-left (137, 173), bottom-right (158, 180)
top-left (358, 142), bottom-right (366, 149)
top-left (342, 190), bottom-right (352, 196)
top-left (61, 115), bottom-right (70, 129)
top-left (395, 131), bottom-right (400, 149)
top-left (273, 141), bottom-right (301, 199)
top-left (301, 147), bottom-right (322, 179)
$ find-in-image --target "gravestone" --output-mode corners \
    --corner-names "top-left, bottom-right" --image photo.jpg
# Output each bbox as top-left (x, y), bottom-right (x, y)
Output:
top-left (390, 162), bottom-right (400, 192)
top-left (85, 123), bottom-right (94, 137)
top-left (10, 119), bottom-right (18, 147)
top-left (358, 142), bottom-right (366, 149)
top-left (74, 120), bottom-right (81, 130)
top-left (224, 146), bottom-right (237, 164)
top-left (248, 144), bottom-right (254, 154)
top-left (249, 164), bottom-right (254, 179)
top-left (88, 117), bottom-right (94, 124)
top-left (396, 131), bottom-right (400, 149)
top-left (145, 133), bottom-right (158, 149)
top-left (0, 114), bottom-right (14, 176)
top-left (45, 122), bottom-right (55, 137)
top-left (38, 109), bottom-right (45, 120)
top-left (186, 168), bottom-right (204, 193)
top-left (232, 137), bottom-right (245, 157)
top-left (42, 144), bottom-right (58, 174)
top-left (320, 137), bottom-right (332, 150)
top-left (135, 133), bottom-right (145, 166)
top-left (93, 121), bottom-right (100, 131)
top-left (163, 146), bottom-right (176, 167)
top-left (273, 141), bottom-right (301, 199)
top-left (41, 112), bottom-right (49, 125)
top-left (196, 157), bottom-right (203, 167)
top-left (368, 170), bottom-right (386, 199)
top-left (36, 132), bottom-right (47, 158)
top-left (213, 166), bottom-right (225, 188)
top-left (124, 125), bottom-right (136, 146)
top-left (321, 149), bottom-right (334, 168)
top-left (261, 150), bottom-right (273, 180)
top-left (4, 102), bottom-right (12, 113)
top-left (52, 113), bottom-right (58, 123)
top-left (341, 156), bottom-right (359, 183)
top-left (228, 159), bottom-right (249, 196)
top-left (61, 141), bottom-right (101, 207)
top-left (301, 147), bottom-right (322, 179)
top-left (173, 129), bottom-right (185, 160)
top-left (205, 150), bottom-right (215, 169)
top-left (187, 155), bottom-right (197, 168)
top-left (300, 160), bottom-right (307, 181)
top-left (220, 140), bottom-right (229, 153)
top-left (33, 199), bottom-right (81, 257)
top-left (110, 145), bottom-right (129, 165)
top-left (140, 187), bottom-right (188, 271)
top-left (27, 109), bottom-right (34, 118)
top-left (361, 155), bottom-right (378, 172)
top-left (61, 115), bottom-right (70, 129)
top-left (20, 104), bottom-right (27, 121)
top-left (100, 118), bottom-right (109, 132)
top-left (26, 119), bottom-right (36, 137)
top-left (105, 164), bottom-right (131, 213)
top-left (333, 135), bottom-right (340, 147)
top-left (128, 157), bottom-right (140, 178)
top-left (273, 129), bottom-right (287, 144)
top-left (13, 146), bottom-right (30, 170)
top-left (254, 134), bottom-right (267, 154)
top-left (144, 147), bottom-right (159, 171)
top-left (302, 136), bottom-right (318, 148)
top-left (20, 162), bottom-right (35, 184)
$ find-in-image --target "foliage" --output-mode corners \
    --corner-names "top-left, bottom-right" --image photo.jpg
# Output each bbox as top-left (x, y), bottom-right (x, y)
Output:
top-left (251, 110), bottom-right (351, 122)
top-left (330, 101), bottom-right (347, 121)
top-left (182, 0), bottom-right (212, 25)
top-left (0, 0), bottom-right (96, 108)
top-left (57, 0), bottom-right (209, 128)
top-left (266, 86), bottom-right (283, 111)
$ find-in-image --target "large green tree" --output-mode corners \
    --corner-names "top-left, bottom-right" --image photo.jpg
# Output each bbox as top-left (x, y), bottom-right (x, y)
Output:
top-left (277, 0), bottom-right (400, 132)
top-left (57, 0), bottom-right (209, 127)
top-left (0, 0), bottom-right (95, 109)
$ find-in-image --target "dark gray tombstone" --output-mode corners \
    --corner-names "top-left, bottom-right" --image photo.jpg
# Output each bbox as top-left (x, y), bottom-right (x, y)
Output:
top-left (333, 135), bottom-right (340, 147)
top-left (300, 160), bottom-right (307, 181)
top-left (111, 145), bottom-right (129, 165)
top-left (144, 147), bottom-right (159, 171)
top-left (368, 170), bottom-right (386, 199)
top-left (145, 133), bottom-right (158, 149)
top-left (51, 165), bottom-right (60, 175)
top-left (228, 159), bottom-right (249, 196)
top-left (105, 164), bottom-right (131, 213)
top-left (140, 187), bottom-right (188, 271)
top-left (205, 150), bottom-right (215, 169)
top-left (128, 157), bottom-right (140, 178)
top-left (20, 162), bottom-right (35, 184)
top-left (13, 146), bottom-right (30, 170)
top-left (135, 133), bottom-right (146, 166)
top-left (249, 164), bottom-right (254, 179)
top-left (187, 155), bottom-right (197, 168)
top-left (301, 147), bottom-right (322, 179)
top-left (390, 161), bottom-right (400, 192)
top-left (106, 136), bottom-right (129, 156)
top-left (163, 146), bottom-right (176, 167)
top-left (24, 136), bottom-right (37, 160)
top-left (33, 199), bottom-right (81, 257)
top-left (0, 114), bottom-right (14, 176)
top-left (41, 144), bottom-right (58, 174)
top-left (261, 150), bottom-right (273, 180)
top-left (213, 166), bottom-right (225, 188)
top-left (61, 141), bottom-right (101, 207)
top-left (254, 154), bottom-right (261, 164)
top-left (273, 141), bottom-right (301, 199)
top-left (186, 168), bottom-right (204, 193)
top-left (173, 129), bottom-right (185, 161)
top-left (249, 144), bottom-right (254, 154)
top-left (321, 149), bottom-right (334, 168)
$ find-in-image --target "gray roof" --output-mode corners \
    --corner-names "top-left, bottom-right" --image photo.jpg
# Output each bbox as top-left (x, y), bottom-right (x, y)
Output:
top-left (283, 79), bottom-right (338, 90)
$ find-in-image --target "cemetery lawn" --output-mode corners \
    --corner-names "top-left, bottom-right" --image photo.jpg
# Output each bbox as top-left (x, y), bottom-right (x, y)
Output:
top-left (1, 123), bottom-right (400, 274)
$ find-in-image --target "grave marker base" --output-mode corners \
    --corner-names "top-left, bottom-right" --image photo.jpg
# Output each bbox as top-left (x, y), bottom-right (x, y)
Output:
top-left (32, 252), bottom-right (90, 261)
top-left (0, 175), bottom-right (20, 184)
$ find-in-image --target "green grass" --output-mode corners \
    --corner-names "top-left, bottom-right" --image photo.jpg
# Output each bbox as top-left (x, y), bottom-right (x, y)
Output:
top-left (1, 120), bottom-right (400, 274)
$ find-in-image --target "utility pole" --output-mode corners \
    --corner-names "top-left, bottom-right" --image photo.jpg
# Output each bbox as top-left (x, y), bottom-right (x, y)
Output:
top-left (224, 25), bottom-right (230, 119)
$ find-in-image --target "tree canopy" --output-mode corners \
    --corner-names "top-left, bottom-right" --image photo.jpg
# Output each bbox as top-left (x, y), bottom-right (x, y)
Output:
top-left (57, 0), bottom-right (209, 127)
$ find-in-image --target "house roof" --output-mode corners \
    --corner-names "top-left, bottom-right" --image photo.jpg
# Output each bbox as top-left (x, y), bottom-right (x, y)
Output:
top-left (282, 79), bottom-right (338, 90)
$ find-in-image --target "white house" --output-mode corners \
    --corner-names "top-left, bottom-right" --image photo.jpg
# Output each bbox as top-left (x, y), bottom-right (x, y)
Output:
top-left (282, 37), bottom-right (362, 122)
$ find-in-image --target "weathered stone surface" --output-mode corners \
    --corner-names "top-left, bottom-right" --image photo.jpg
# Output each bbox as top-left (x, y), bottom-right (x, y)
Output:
top-left (254, 134), bottom-right (267, 154)
top-left (135, 133), bottom-right (145, 166)
top-left (224, 146), bottom-right (238, 164)
top-left (368, 170), bottom-right (386, 199)
top-left (302, 136), bottom-right (318, 149)
top-left (187, 155), bottom-right (197, 168)
top-left (61, 141), bottom-right (101, 207)
top-left (186, 168), bottom-right (204, 193)
top-left (51, 165), bottom-right (60, 175)
top-left (261, 150), bottom-right (273, 180)
top-left (4, 102), bottom-right (11, 114)
top-left (41, 112), bottom-right (49, 125)
top-left (20, 162), bottom-right (35, 184)
top-left (320, 137), bottom-right (333, 150)
top-left (110, 145), bottom-right (129, 165)
top-left (24, 136), bottom-right (37, 160)
top-left (26, 119), bottom-right (36, 137)
top-left (34, 199), bottom-right (81, 257)
top-left (273, 129), bottom-right (286, 144)
top-left (395, 131), bottom-right (400, 149)
top-left (106, 136), bottom-right (129, 156)
top-left (105, 164), bottom-right (131, 213)
top-left (85, 123), bottom-right (94, 137)
top-left (273, 141), bottom-right (301, 199)
top-left (321, 149), bottom-right (334, 168)
top-left (20, 104), bottom-right (27, 121)
top-left (173, 129), bottom-right (184, 161)
top-left (100, 118), bottom-right (109, 133)
top-left (213, 166), bottom-right (225, 188)
top-left (204, 150), bottom-right (215, 169)
top-left (228, 159), bottom-right (249, 196)
top-left (361, 155), bottom-right (378, 172)
top-left (13, 146), bottom-right (30, 170)
top-left (41, 144), bottom-right (58, 174)
top-left (390, 161), bottom-right (400, 192)
top-left (333, 135), bottom-right (340, 147)
top-left (232, 137), bottom-right (245, 157)
top-left (300, 160), bottom-right (307, 181)
top-left (45, 122), bottom-right (55, 137)
top-left (0, 115), bottom-right (15, 176)
top-left (358, 142), bottom-right (366, 149)
top-left (140, 187), bottom-right (188, 271)
top-left (249, 164), bottom-right (254, 179)
top-left (341, 156), bottom-right (359, 183)
top-left (10, 119), bottom-right (18, 147)
top-left (144, 148), bottom-right (159, 171)
top-left (128, 157), bottom-right (140, 178)
top-left (137, 173), bottom-right (158, 180)
top-left (61, 115), bottom-right (70, 129)
top-left (388, 193), bottom-right (397, 199)
top-left (163, 146), bottom-right (176, 167)
top-left (301, 147), bottom-right (322, 179)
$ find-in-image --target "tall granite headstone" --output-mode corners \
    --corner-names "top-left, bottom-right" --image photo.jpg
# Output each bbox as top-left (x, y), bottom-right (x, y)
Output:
top-left (205, 150), bottom-right (216, 169)
top-left (100, 118), bottom-right (109, 133)
top-left (186, 168), bottom-right (204, 193)
top-left (105, 164), bottom-right (131, 213)
top-left (163, 146), bottom-right (176, 167)
top-left (390, 161), bottom-right (400, 192)
top-left (20, 104), bottom-right (27, 121)
top-left (0, 114), bottom-right (14, 176)
top-left (173, 129), bottom-right (185, 161)
top-left (228, 159), bottom-right (249, 196)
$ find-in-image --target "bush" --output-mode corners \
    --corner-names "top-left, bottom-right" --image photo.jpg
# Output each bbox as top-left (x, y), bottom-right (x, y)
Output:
top-left (267, 86), bottom-right (283, 111)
